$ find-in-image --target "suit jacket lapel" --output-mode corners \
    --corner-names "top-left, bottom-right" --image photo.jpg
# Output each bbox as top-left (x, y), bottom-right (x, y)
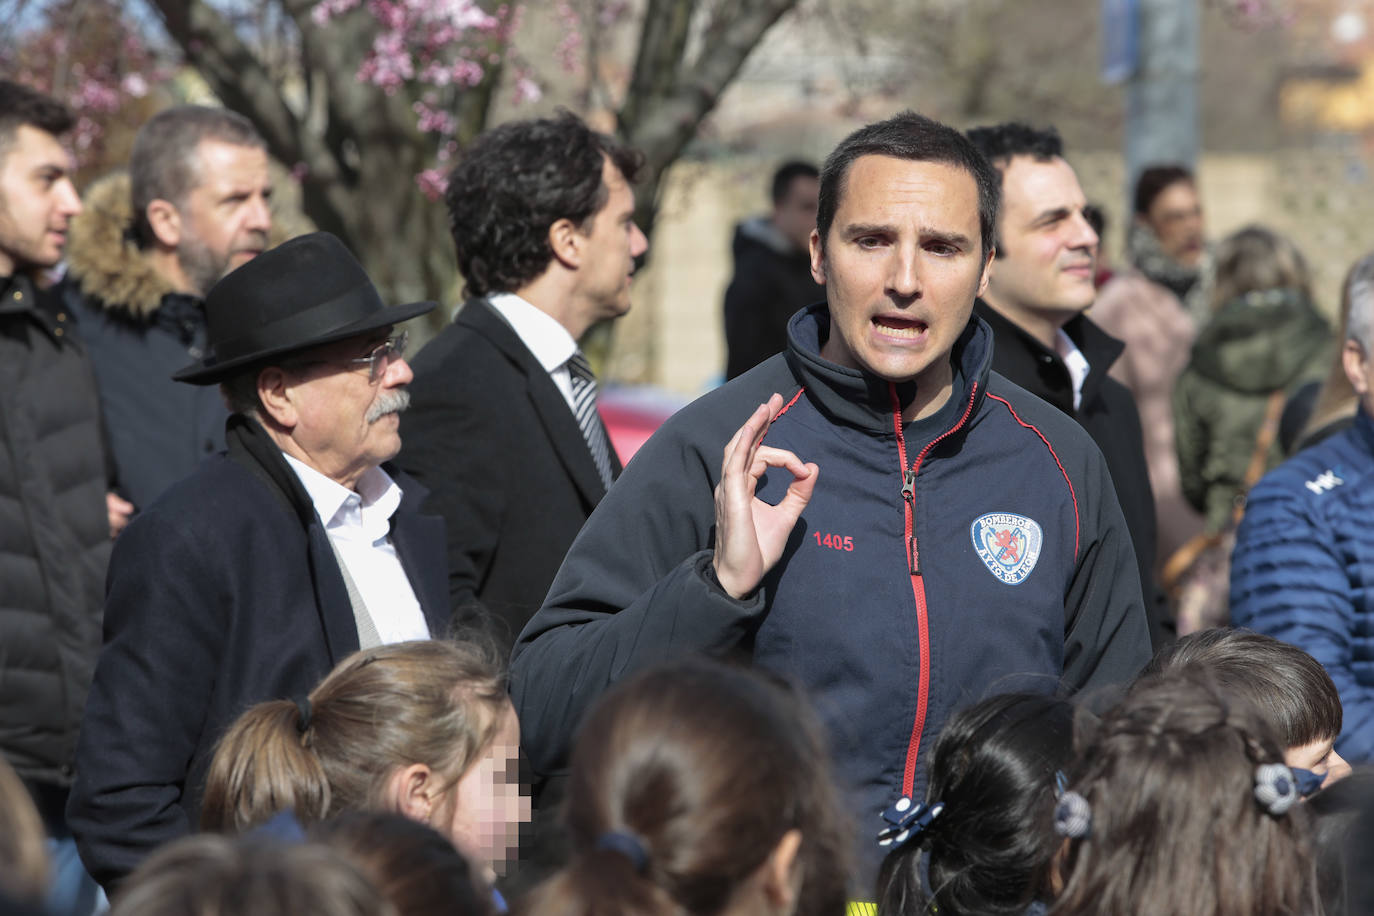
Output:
top-left (224, 415), bottom-right (361, 662)
top-left (386, 466), bottom-right (452, 636)
top-left (458, 299), bottom-right (609, 506)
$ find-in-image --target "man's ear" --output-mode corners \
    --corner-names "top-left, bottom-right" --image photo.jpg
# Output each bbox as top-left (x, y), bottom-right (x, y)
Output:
top-left (977, 245), bottom-right (996, 297)
top-left (809, 229), bottom-right (826, 286)
top-left (144, 199), bottom-right (182, 249)
top-left (548, 217), bottom-right (583, 270)
top-left (385, 762), bottom-right (439, 821)
top-left (759, 828), bottom-right (803, 910)
top-left (1343, 339), bottom-right (1369, 396)
top-left (255, 366), bottom-right (299, 430)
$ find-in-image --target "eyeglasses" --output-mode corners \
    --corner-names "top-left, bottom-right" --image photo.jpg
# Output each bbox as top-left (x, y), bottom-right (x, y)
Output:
top-left (343, 330), bottom-right (409, 383)
top-left (288, 330), bottom-right (409, 383)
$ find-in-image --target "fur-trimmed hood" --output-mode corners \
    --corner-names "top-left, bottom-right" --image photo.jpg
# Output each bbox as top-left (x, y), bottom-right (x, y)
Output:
top-left (65, 170), bottom-right (295, 319)
top-left (65, 171), bottom-right (177, 319)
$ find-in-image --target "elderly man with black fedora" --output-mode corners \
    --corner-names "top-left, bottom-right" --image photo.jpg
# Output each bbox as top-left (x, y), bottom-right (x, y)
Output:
top-left (66, 232), bottom-right (451, 890)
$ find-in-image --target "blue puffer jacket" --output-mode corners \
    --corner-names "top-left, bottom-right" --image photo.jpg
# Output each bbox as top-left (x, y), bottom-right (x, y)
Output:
top-left (1231, 408), bottom-right (1374, 762)
top-left (512, 304), bottom-right (1150, 883)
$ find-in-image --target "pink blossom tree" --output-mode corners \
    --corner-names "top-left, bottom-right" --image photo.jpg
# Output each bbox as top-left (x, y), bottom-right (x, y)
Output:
top-left (6, 0), bottom-right (804, 311)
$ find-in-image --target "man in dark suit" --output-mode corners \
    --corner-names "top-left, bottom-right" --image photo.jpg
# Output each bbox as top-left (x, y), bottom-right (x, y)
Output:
top-left (67, 233), bottom-right (450, 889)
top-left (397, 113), bottom-right (647, 651)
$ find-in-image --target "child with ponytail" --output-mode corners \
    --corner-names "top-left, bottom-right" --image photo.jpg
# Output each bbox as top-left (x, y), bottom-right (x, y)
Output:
top-left (876, 693), bottom-right (1075, 916)
top-left (515, 657), bottom-right (851, 916)
top-left (1051, 671), bottom-right (1320, 916)
top-left (200, 638), bottom-right (528, 885)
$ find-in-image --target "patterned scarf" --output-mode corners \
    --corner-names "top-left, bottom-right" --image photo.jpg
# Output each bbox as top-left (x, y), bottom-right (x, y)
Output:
top-left (1125, 220), bottom-right (1213, 322)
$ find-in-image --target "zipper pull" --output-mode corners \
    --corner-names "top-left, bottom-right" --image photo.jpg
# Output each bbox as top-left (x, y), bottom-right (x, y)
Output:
top-left (902, 468), bottom-right (919, 575)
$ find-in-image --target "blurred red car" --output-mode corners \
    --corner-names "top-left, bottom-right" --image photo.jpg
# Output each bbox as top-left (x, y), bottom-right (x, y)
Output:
top-left (600, 385), bottom-right (690, 465)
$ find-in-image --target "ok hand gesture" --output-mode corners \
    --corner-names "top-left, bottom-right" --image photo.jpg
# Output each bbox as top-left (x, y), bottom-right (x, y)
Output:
top-left (711, 393), bottom-right (820, 599)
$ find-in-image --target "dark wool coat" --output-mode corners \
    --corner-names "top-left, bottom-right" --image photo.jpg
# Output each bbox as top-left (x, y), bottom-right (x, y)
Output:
top-left (67, 416), bottom-right (450, 890)
top-left (60, 171), bottom-right (228, 510)
top-left (512, 305), bottom-right (1150, 883)
top-left (974, 301), bottom-right (1169, 647)
top-left (0, 273), bottom-right (111, 788)
top-left (396, 298), bottom-right (620, 652)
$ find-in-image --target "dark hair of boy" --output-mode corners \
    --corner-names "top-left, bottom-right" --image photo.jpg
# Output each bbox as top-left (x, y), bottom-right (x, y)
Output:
top-left (1142, 627), bottom-right (1342, 750)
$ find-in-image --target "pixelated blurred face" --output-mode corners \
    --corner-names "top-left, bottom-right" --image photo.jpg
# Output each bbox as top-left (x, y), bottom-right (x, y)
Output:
top-left (1285, 737), bottom-right (1352, 788)
top-left (0, 124), bottom-right (81, 276)
top-left (176, 139), bottom-right (272, 296)
top-left (435, 701), bottom-right (530, 881)
top-left (575, 156), bottom-right (648, 322)
top-left (811, 155), bottom-right (992, 388)
top-left (986, 155), bottom-right (1099, 319)
top-left (1142, 179), bottom-right (1204, 268)
top-left (774, 174), bottom-right (820, 253)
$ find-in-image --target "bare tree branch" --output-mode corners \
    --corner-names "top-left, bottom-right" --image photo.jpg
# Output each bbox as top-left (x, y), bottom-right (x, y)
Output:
top-left (618, 0), bottom-right (800, 237)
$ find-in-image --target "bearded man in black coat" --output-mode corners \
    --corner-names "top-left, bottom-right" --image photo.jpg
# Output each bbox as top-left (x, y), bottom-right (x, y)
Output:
top-left (67, 233), bottom-right (451, 890)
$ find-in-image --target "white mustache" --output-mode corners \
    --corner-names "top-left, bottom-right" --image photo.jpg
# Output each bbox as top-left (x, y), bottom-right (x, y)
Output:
top-left (366, 389), bottom-right (410, 423)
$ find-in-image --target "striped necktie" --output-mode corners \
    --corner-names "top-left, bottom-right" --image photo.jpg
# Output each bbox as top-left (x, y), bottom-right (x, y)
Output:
top-left (567, 350), bottom-right (615, 490)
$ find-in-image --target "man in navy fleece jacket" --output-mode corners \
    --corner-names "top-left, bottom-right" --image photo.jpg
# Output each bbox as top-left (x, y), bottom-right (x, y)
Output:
top-left (511, 111), bottom-right (1150, 884)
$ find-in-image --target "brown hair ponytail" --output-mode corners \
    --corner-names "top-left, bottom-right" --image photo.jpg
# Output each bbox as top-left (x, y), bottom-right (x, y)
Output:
top-left (517, 657), bottom-right (851, 916)
top-left (200, 697), bottom-right (329, 831)
top-left (202, 638), bottom-right (507, 833)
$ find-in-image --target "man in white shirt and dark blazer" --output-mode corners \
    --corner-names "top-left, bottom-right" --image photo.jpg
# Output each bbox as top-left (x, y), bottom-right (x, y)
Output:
top-left (397, 112), bottom-right (648, 651)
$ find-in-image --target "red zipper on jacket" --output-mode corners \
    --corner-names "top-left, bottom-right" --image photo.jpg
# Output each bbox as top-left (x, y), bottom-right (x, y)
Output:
top-left (889, 380), bottom-right (979, 798)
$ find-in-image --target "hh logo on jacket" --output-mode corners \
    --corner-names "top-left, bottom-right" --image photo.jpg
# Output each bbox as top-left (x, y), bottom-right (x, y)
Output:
top-left (971, 512), bottom-right (1043, 584)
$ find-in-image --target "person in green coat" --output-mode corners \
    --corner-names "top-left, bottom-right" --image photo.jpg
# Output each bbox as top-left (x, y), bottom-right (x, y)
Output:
top-left (1174, 225), bottom-right (1331, 535)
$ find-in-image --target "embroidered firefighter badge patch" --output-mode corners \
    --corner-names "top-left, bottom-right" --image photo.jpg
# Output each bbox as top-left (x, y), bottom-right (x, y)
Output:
top-left (970, 512), bottom-right (1043, 584)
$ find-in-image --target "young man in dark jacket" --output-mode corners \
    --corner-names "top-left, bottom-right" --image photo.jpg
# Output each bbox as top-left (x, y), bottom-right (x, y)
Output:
top-left (965, 122), bottom-right (1169, 647)
top-left (0, 79), bottom-right (111, 914)
top-left (511, 112), bottom-right (1151, 887)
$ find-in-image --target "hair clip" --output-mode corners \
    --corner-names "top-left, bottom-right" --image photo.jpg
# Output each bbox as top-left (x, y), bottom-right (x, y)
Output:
top-left (1254, 763), bottom-right (1299, 816)
top-left (876, 796), bottom-right (944, 850)
top-left (1055, 769), bottom-right (1069, 798)
top-left (1054, 791), bottom-right (1091, 839)
top-left (595, 830), bottom-right (649, 873)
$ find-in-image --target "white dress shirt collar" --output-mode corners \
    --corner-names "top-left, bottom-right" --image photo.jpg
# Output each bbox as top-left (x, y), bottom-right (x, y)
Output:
top-left (486, 292), bottom-right (578, 373)
top-left (1055, 329), bottom-right (1091, 412)
top-left (281, 453), bottom-right (429, 645)
top-left (281, 453), bottom-right (402, 539)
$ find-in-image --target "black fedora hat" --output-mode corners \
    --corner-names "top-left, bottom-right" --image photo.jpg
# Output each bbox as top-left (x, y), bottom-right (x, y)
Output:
top-left (173, 232), bottom-right (436, 385)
